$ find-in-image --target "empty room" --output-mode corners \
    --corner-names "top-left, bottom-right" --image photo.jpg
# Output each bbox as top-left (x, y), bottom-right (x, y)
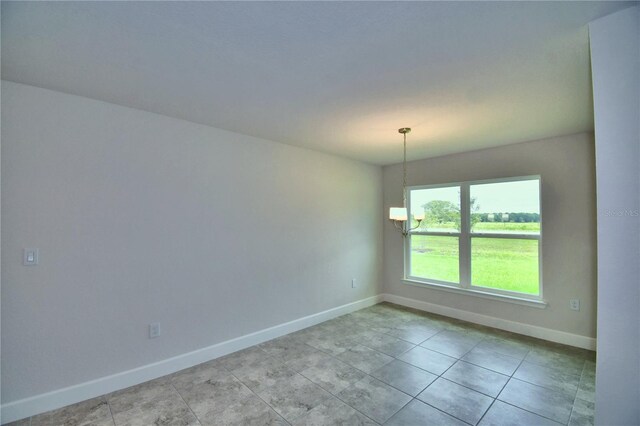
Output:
top-left (1, 1), bottom-right (638, 425)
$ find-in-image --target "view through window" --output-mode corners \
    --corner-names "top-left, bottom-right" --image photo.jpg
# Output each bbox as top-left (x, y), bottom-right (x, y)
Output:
top-left (406, 176), bottom-right (541, 299)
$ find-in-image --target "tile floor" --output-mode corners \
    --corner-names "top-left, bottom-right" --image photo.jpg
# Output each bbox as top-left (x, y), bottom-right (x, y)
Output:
top-left (8, 303), bottom-right (596, 426)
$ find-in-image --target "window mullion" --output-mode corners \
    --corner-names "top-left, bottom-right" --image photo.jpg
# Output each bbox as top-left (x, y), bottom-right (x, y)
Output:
top-left (459, 183), bottom-right (471, 288)
top-left (404, 234), bottom-right (411, 279)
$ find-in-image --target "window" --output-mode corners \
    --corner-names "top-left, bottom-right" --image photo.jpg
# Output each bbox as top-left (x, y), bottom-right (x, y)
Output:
top-left (405, 176), bottom-right (542, 301)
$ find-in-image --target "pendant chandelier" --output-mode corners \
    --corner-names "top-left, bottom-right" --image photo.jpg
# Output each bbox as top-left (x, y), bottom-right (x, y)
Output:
top-left (389, 127), bottom-right (424, 236)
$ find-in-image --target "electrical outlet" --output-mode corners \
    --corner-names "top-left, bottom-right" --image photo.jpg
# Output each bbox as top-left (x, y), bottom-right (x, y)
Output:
top-left (351, 278), bottom-right (357, 288)
top-left (23, 248), bottom-right (39, 266)
top-left (149, 323), bottom-right (161, 338)
top-left (569, 299), bottom-right (580, 311)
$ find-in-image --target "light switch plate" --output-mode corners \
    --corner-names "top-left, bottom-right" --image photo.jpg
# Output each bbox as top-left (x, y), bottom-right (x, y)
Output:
top-left (23, 248), bottom-right (39, 266)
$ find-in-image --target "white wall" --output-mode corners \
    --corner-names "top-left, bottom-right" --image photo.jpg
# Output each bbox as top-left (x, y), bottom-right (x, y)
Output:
top-left (0, 81), bottom-right (383, 404)
top-left (589, 6), bottom-right (640, 425)
top-left (383, 133), bottom-right (597, 341)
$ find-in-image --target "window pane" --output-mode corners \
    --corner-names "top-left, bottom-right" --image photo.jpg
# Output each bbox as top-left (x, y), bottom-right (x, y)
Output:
top-left (471, 238), bottom-right (539, 295)
top-left (470, 179), bottom-right (540, 234)
top-left (409, 186), bottom-right (461, 232)
top-left (410, 235), bottom-right (459, 283)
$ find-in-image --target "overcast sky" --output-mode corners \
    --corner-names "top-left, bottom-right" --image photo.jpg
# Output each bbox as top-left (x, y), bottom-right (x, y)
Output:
top-left (410, 179), bottom-right (540, 215)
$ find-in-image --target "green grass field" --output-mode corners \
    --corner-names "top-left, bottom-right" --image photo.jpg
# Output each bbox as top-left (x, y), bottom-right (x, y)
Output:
top-left (473, 222), bottom-right (540, 233)
top-left (410, 235), bottom-right (539, 295)
top-left (415, 221), bottom-right (540, 233)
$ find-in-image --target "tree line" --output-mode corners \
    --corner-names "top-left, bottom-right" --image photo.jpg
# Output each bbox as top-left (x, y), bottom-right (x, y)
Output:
top-left (473, 212), bottom-right (540, 223)
top-left (419, 200), bottom-right (540, 226)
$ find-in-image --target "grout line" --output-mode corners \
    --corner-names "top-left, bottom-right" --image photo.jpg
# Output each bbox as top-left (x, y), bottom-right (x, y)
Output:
top-left (369, 364), bottom-right (432, 397)
top-left (502, 345), bottom-right (529, 381)
top-left (295, 369), bottom-right (382, 425)
top-left (382, 317), bottom-right (506, 422)
top-left (423, 337), bottom-right (529, 424)
top-left (106, 399), bottom-right (116, 426)
top-left (382, 333), bottom-right (491, 425)
top-left (501, 360), bottom-right (580, 406)
top-left (21, 302), bottom-right (589, 426)
top-left (435, 375), bottom-right (499, 401)
top-left (457, 349), bottom-right (523, 376)
top-left (472, 339), bottom-right (530, 425)
top-left (288, 322), bottom-right (415, 423)
top-left (225, 370), bottom-right (292, 426)
top-left (377, 309), bottom-right (535, 424)
top-left (497, 349), bottom-right (575, 426)
top-left (379, 396), bottom-right (414, 425)
top-left (496, 399), bottom-right (566, 425)
top-left (221, 346), bottom-right (293, 425)
top-left (296, 341), bottom-right (405, 422)
top-left (415, 399), bottom-right (475, 425)
top-left (475, 399), bottom-right (498, 425)
top-left (566, 361), bottom-right (588, 426)
top-left (170, 382), bottom-right (204, 426)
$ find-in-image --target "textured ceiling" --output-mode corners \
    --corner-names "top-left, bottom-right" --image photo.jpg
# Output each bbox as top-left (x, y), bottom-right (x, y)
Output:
top-left (1, 1), bottom-right (634, 165)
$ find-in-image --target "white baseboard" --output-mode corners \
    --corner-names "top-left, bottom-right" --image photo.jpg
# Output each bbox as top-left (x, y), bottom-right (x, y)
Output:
top-left (1, 295), bottom-right (382, 424)
top-left (1, 292), bottom-right (595, 424)
top-left (382, 293), bottom-right (597, 351)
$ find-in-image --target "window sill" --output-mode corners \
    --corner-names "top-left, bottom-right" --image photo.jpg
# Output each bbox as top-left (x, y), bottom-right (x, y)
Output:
top-left (401, 278), bottom-right (548, 309)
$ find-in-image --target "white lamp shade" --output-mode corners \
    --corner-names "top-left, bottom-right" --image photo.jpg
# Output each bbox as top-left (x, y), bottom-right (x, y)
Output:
top-left (414, 211), bottom-right (425, 220)
top-left (389, 207), bottom-right (408, 221)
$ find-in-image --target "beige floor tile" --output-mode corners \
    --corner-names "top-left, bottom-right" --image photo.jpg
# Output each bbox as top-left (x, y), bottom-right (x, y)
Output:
top-left (417, 378), bottom-right (493, 425)
top-left (31, 397), bottom-right (113, 426)
top-left (336, 376), bottom-right (411, 424)
top-left (24, 303), bottom-right (596, 426)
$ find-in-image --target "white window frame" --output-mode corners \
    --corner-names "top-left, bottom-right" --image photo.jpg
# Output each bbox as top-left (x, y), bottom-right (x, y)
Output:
top-left (403, 175), bottom-right (545, 307)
